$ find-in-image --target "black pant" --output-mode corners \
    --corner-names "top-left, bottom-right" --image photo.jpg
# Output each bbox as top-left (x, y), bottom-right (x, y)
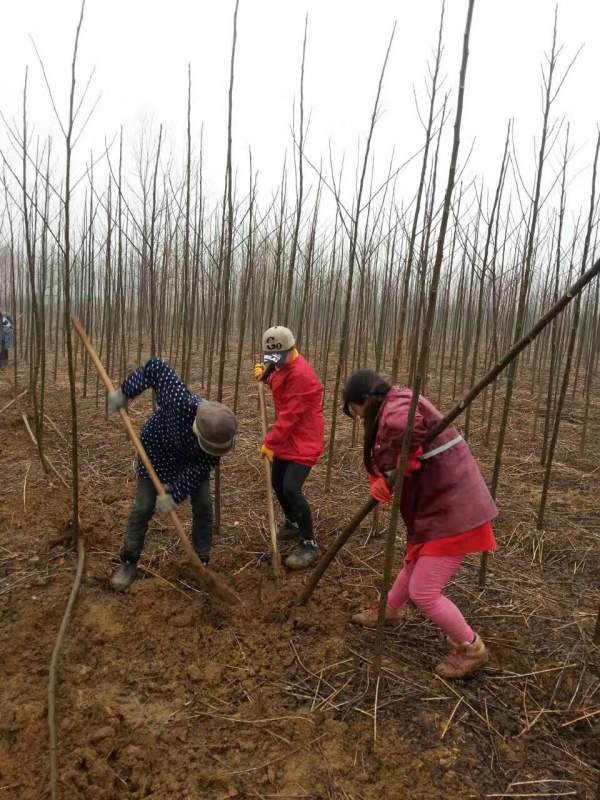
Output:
top-left (121, 477), bottom-right (213, 564)
top-left (271, 458), bottom-right (314, 541)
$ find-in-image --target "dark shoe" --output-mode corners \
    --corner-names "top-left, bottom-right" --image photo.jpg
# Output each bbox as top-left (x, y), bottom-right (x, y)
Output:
top-left (278, 519), bottom-right (299, 544)
top-left (285, 540), bottom-right (318, 571)
top-left (111, 561), bottom-right (137, 592)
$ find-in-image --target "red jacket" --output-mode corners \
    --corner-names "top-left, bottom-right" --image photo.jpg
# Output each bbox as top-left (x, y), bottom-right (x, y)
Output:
top-left (264, 355), bottom-right (325, 466)
top-left (373, 386), bottom-right (498, 544)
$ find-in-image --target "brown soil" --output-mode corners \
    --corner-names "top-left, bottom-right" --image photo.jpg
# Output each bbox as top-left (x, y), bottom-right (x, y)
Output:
top-left (0, 355), bottom-right (599, 800)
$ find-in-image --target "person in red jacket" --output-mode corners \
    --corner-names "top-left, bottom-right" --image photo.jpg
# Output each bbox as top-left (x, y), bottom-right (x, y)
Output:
top-left (255, 326), bottom-right (324, 569)
top-left (343, 369), bottom-right (497, 679)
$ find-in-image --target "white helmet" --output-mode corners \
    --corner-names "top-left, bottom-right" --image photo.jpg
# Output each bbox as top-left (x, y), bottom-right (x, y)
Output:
top-left (262, 326), bottom-right (295, 353)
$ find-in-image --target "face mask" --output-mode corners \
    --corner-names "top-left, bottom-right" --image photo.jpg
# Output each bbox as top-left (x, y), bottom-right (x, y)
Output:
top-left (263, 352), bottom-right (286, 367)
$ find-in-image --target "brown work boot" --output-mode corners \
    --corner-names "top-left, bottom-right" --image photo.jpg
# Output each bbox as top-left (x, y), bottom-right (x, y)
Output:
top-left (351, 603), bottom-right (404, 627)
top-left (435, 633), bottom-right (489, 679)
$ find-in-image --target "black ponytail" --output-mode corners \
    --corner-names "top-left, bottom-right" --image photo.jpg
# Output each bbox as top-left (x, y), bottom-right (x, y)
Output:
top-left (342, 369), bottom-right (391, 474)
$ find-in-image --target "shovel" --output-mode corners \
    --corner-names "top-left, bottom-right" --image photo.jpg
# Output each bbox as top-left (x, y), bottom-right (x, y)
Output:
top-left (258, 374), bottom-right (284, 578)
top-left (71, 315), bottom-right (242, 606)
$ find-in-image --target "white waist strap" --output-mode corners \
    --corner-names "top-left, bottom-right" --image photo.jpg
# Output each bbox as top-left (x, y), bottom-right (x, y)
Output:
top-left (421, 434), bottom-right (463, 461)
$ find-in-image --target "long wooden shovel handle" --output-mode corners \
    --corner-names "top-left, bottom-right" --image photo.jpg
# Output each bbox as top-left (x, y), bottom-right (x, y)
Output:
top-left (71, 316), bottom-right (241, 606)
top-left (258, 380), bottom-right (283, 577)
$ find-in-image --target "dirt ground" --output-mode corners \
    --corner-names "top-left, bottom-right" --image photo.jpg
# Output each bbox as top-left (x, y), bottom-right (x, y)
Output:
top-left (1, 350), bottom-right (599, 800)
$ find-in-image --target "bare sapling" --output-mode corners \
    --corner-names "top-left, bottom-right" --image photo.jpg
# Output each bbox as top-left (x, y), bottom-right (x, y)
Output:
top-left (536, 129), bottom-right (600, 532)
top-left (372, 0), bottom-right (476, 680)
top-left (324, 23), bottom-right (396, 491)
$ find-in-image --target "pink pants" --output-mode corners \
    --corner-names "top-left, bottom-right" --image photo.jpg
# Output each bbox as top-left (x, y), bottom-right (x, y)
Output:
top-left (387, 555), bottom-right (474, 644)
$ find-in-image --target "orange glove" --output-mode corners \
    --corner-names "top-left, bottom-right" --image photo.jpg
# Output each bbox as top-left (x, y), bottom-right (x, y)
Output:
top-left (254, 363), bottom-right (265, 381)
top-left (369, 474), bottom-right (393, 504)
top-left (260, 444), bottom-right (274, 463)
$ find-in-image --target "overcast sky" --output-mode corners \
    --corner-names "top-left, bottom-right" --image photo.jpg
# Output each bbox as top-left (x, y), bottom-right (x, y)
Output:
top-left (1, 0), bottom-right (599, 222)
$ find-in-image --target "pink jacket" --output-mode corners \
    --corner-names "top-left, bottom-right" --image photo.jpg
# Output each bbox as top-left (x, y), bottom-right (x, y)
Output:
top-left (264, 355), bottom-right (325, 466)
top-left (373, 387), bottom-right (498, 544)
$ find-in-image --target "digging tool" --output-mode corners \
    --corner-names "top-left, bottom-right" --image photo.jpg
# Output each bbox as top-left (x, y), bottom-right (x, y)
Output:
top-left (297, 255), bottom-right (600, 606)
top-left (71, 316), bottom-right (241, 606)
top-left (258, 377), bottom-right (284, 578)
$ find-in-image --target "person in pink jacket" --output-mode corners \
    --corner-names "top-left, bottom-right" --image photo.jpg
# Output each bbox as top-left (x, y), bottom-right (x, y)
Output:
top-left (343, 369), bottom-right (497, 679)
top-left (255, 326), bottom-right (325, 570)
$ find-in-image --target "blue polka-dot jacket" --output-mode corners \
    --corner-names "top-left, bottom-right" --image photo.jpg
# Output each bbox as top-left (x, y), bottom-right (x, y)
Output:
top-left (121, 358), bottom-right (218, 503)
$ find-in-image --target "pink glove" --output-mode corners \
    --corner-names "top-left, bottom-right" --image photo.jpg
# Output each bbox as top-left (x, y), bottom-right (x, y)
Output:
top-left (369, 474), bottom-right (393, 504)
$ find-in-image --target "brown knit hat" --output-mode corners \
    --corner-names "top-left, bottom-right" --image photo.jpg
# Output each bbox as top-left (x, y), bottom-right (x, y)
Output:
top-left (194, 401), bottom-right (238, 456)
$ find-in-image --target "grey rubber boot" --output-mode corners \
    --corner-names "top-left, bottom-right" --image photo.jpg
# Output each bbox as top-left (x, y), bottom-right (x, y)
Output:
top-left (278, 519), bottom-right (299, 544)
top-left (111, 562), bottom-right (137, 592)
top-left (285, 540), bottom-right (318, 570)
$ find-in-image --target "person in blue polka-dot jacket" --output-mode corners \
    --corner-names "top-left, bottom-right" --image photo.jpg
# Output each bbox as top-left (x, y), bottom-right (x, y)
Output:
top-left (107, 357), bottom-right (238, 591)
